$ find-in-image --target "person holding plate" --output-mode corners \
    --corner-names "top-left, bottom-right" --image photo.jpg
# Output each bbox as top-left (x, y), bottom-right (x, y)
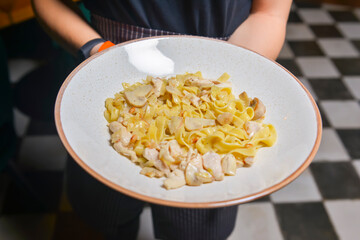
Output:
top-left (31, 0), bottom-right (292, 239)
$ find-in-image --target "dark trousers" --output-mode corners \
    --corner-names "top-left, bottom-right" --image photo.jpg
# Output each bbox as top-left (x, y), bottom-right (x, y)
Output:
top-left (65, 158), bottom-right (238, 240)
top-left (0, 36), bottom-right (16, 172)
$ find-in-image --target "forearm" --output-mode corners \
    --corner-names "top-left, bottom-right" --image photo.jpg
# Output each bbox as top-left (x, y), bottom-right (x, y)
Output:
top-left (228, 0), bottom-right (292, 60)
top-left (31, 0), bottom-right (102, 56)
top-left (228, 13), bottom-right (287, 60)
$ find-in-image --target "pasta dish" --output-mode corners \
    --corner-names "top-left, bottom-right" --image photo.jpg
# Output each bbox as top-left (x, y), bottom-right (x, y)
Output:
top-left (104, 72), bottom-right (276, 189)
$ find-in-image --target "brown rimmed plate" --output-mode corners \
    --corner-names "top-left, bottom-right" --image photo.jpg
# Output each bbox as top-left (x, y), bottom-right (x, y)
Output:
top-left (55, 36), bottom-right (322, 208)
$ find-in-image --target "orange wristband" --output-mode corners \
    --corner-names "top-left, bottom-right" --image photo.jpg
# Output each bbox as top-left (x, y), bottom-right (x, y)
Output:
top-left (98, 41), bottom-right (115, 52)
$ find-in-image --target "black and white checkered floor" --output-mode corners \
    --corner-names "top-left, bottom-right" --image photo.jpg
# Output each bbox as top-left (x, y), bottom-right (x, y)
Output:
top-left (1, 2), bottom-right (360, 240)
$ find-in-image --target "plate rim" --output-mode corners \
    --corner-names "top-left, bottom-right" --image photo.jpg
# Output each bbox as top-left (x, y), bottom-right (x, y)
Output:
top-left (55, 35), bottom-right (322, 208)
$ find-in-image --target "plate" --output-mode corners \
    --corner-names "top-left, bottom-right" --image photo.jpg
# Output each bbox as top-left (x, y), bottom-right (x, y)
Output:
top-left (55, 36), bottom-right (322, 208)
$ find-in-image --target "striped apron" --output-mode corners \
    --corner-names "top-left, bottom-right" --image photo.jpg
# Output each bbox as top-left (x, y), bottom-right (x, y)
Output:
top-left (91, 14), bottom-right (230, 44)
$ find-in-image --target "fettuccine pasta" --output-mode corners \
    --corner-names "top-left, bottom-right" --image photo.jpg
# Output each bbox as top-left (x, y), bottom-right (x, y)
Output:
top-left (104, 72), bottom-right (276, 189)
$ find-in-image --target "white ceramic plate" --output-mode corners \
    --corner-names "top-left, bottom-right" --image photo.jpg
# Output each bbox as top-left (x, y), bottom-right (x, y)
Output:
top-left (55, 36), bottom-right (322, 208)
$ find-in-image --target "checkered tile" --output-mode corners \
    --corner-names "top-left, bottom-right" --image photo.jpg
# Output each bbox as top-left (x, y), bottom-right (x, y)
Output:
top-left (313, 128), bottom-right (350, 162)
top-left (1, 2), bottom-right (360, 240)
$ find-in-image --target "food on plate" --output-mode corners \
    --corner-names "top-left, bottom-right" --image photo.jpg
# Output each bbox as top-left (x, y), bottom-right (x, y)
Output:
top-left (104, 72), bottom-right (277, 189)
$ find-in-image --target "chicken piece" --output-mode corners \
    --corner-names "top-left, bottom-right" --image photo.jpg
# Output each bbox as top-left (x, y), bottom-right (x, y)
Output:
top-left (179, 148), bottom-right (195, 171)
top-left (202, 152), bottom-right (224, 181)
top-left (151, 78), bottom-right (163, 97)
top-left (186, 148), bottom-right (195, 160)
top-left (143, 148), bottom-right (159, 162)
top-left (215, 81), bottom-right (232, 88)
top-left (195, 169), bottom-right (213, 183)
top-left (191, 153), bottom-right (203, 170)
top-left (114, 141), bottom-right (138, 162)
top-left (168, 140), bottom-right (182, 158)
top-left (183, 90), bottom-right (201, 107)
top-left (250, 98), bottom-right (266, 120)
top-left (159, 140), bottom-right (181, 163)
top-left (159, 147), bottom-right (175, 163)
top-left (185, 163), bottom-right (202, 186)
top-left (221, 154), bottom-right (237, 176)
top-left (168, 116), bottom-right (183, 134)
top-left (176, 148), bottom-right (187, 161)
top-left (179, 149), bottom-right (194, 171)
top-left (111, 124), bottom-right (132, 147)
top-left (186, 77), bottom-right (214, 88)
top-left (180, 148), bottom-right (201, 171)
top-left (144, 146), bottom-right (171, 176)
top-left (244, 121), bottom-right (261, 139)
top-left (159, 140), bottom-right (182, 162)
top-left (179, 160), bottom-right (188, 171)
top-left (109, 121), bottom-right (123, 133)
top-left (216, 112), bottom-right (233, 125)
top-left (154, 159), bottom-right (170, 176)
top-left (185, 151), bottom-right (209, 186)
top-left (140, 167), bottom-right (164, 178)
top-left (163, 169), bottom-right (186, 190)
top-left (244, 156), bottom-right (255, 166)
top-left (184, 118), bottom-right (216, 131)
top-left (112, 124), bottom-right (132, 146)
